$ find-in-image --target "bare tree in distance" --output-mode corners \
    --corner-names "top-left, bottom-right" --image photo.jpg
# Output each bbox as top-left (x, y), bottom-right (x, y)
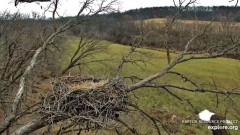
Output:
top-left (61, 35), bottom-right (110, 76)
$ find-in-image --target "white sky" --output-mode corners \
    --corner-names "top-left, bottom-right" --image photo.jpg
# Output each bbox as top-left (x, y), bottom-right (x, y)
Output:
top-left (0, 0), bottom-right (238, 17)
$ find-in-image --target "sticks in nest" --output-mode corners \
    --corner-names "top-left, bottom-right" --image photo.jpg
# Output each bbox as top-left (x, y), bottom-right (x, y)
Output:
top-left (39, 75), bottom-right (129, 130)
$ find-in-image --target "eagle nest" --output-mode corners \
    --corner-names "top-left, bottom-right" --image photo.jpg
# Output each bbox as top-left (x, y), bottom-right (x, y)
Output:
top-left (39, 75), bottom-right (129, 129)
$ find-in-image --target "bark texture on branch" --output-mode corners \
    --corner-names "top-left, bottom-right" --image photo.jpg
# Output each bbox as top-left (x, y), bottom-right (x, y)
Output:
top-left (15, 0), bottom-right (50, 6)
top-left (17, 0), bottom-right (50, 2)
top-left (11, 120), bottom-right (45, 135)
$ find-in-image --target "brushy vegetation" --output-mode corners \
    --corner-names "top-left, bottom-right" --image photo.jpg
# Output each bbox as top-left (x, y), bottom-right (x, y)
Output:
top-left (2, 1), bottom-right (240, 135)
top-left (57, 39), bottom-right (240, 134)
top-left (79, 17), bottom-right (240, 60)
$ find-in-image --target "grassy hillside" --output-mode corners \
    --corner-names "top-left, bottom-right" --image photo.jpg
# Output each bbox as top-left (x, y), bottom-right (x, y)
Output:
top-left (60, 39), bottom-right (240, 134)
top-left (145, 18), bottom-right (240, 26)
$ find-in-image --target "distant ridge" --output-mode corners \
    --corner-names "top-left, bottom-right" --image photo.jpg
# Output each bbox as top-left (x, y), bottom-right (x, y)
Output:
top-left (106, 6), bottom-right (240, 21)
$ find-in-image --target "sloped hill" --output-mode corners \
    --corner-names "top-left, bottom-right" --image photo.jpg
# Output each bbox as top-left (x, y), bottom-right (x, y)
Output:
top-left (60, 39), bottom-right (240, 134)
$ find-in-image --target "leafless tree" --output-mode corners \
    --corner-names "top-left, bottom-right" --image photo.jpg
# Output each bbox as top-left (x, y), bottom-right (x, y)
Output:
top-left (0, 0), bottom-right (119, 134)
top-left (1, 0), bottom-right (240, 135)
top-left (113, 0), bottom-right (240, 134)
top-left (162, 0), bottom-right (197, 64)
top-left (61, 34), bottom-right (109, 76)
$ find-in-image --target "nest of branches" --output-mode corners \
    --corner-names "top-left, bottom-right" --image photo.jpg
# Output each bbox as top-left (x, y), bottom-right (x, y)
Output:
top-left (39, 75), bottom-right (129, 129)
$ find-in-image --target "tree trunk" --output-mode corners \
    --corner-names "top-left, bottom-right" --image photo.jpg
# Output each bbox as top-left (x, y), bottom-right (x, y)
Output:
top-left (10, 120), bottom-right (45, 135)
top-left (166, 48), bottom-right (171, 64)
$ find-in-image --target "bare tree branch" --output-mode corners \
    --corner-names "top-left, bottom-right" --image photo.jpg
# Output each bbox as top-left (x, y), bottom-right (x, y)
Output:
top-left (142, 83), bottom-right (240, 96)
top-left (1, 0), bottom-right (120, 134)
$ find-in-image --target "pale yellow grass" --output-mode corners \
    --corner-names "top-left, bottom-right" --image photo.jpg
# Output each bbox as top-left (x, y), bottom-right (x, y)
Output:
top-left (34, 79), bottom-right (109, 92)
top-left (67, 80), bottom-right (109, 91)
top-left (144, 18), bottom-right (240, 31)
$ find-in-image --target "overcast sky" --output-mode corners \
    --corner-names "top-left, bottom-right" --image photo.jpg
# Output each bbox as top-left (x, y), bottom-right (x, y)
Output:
top-left (0, 0), bottom-right (238, 17)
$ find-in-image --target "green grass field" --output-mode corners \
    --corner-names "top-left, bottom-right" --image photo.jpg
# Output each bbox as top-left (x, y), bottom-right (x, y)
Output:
top-left (60, 39), bottom-right (240, 135)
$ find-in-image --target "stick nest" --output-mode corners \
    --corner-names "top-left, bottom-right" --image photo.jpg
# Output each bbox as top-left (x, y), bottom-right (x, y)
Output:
top-left (39, 75), bottom-right (129, 129)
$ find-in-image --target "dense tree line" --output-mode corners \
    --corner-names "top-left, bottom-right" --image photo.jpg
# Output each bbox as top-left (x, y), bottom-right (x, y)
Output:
top-left (51, 6), bottom-right (240, 60)
top-left (119, 6), bottom-right (240, 21)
